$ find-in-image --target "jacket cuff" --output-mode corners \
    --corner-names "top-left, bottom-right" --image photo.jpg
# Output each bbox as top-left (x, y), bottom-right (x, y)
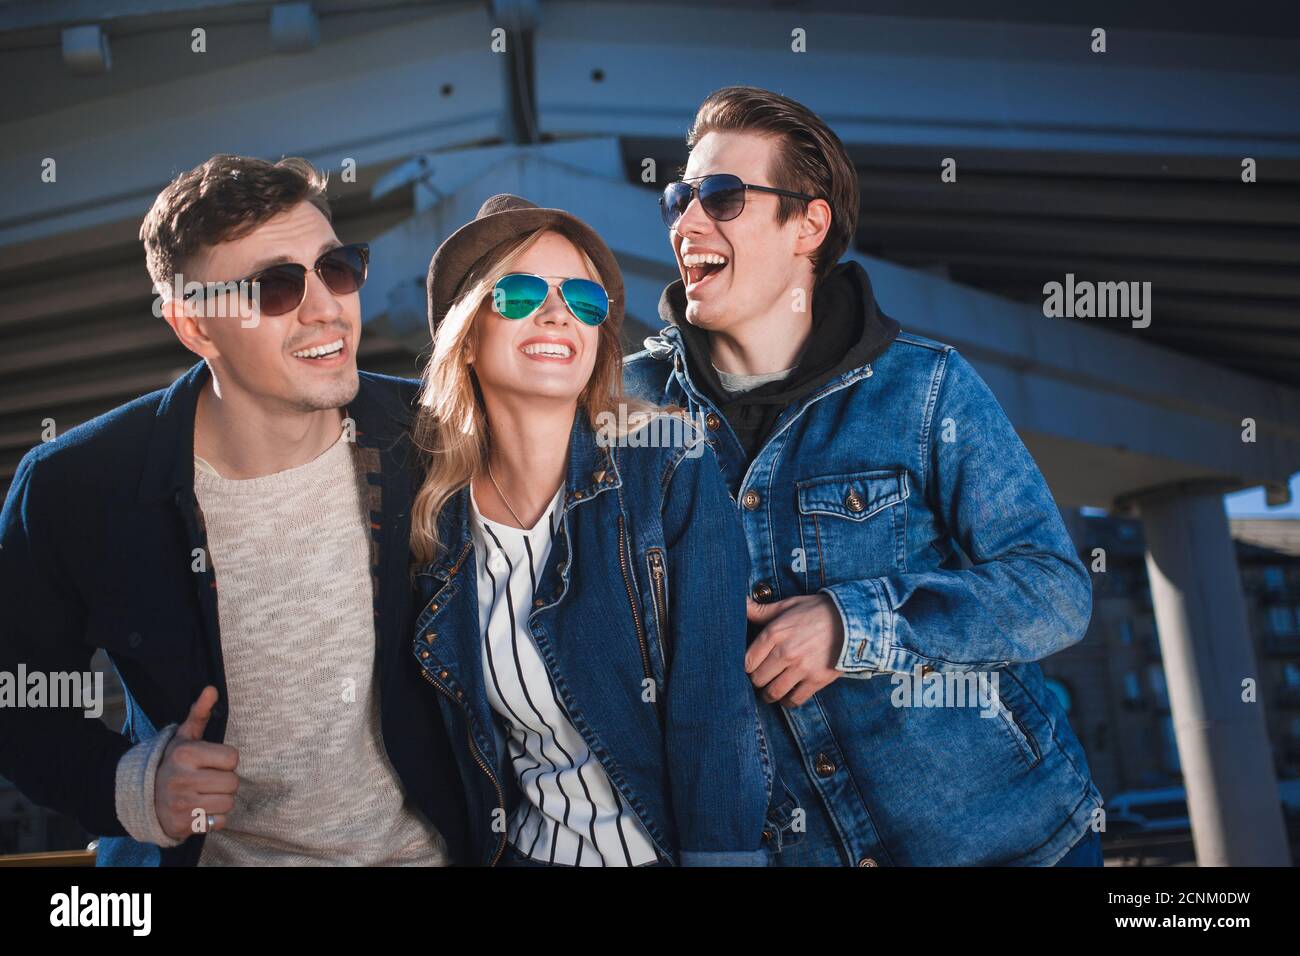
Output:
top-left (114, 723), bottom-right (183, 848)
top-left (680, 849), bottom-right (769, 867)
top-left (821, 579), bottom-right (892, 673)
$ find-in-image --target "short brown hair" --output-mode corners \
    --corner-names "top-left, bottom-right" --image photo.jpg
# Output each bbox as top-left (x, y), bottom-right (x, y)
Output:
top-left (686, 86), bottom-right (858, 284)
top-left (139, 154), bottom-right (331, 293)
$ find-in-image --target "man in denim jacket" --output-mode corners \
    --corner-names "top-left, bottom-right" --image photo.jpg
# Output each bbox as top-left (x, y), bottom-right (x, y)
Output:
top-left (624, 86), bottom-right (1104, 866)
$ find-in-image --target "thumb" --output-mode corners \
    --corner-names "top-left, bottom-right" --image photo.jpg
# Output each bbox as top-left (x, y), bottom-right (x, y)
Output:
top-left (176, 685), bottom-right (218, 741)
top-left (746, 596), bottom-right (786, 623)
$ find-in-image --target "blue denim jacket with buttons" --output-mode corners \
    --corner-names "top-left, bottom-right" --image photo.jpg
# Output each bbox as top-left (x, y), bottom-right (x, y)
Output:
top-left (411, 407), bottom-right (772, 866)
top-left (623, 321), bottom-right (1104, 865)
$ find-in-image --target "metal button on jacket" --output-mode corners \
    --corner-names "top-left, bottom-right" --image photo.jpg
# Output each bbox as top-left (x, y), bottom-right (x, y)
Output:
top-left (814, 753), bottom-right (836, 777)
top-left (742, 489), bottom-right (761, 510)
top-left (752, 582), bottom-right (773, 602)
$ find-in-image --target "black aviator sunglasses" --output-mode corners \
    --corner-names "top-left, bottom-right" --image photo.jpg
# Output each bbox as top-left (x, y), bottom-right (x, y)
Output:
top-left (659, 173), bottom-right (817, 229)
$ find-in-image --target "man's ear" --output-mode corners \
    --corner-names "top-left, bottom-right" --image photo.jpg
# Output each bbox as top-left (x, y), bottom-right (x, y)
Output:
top-left (794, 198), bottom-right (832, 257)
top-left (160, 295), bottom-right (219, 361)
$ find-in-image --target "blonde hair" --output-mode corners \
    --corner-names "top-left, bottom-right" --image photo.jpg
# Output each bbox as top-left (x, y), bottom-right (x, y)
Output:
top-left (409, 225), bottom-right (664, 565)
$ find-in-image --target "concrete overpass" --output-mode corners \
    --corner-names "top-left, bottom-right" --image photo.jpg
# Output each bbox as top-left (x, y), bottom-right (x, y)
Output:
top-left (1, 0), bottom-right (1297, 864)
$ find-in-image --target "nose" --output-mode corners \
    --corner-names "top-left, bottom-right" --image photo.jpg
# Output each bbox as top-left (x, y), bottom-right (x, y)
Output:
top-left (674, 191), bottom-right (714, 238)
top-left (536, 283), bottom-right (574, 326)
top-left (297, 268), bottom-right (344, 323)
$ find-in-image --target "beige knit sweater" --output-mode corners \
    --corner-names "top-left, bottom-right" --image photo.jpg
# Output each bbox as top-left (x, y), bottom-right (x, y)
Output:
top-left (113, 432), bottom-right (449, 865)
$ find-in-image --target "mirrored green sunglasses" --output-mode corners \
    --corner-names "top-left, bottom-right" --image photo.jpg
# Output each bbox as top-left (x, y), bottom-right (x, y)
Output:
top-left (490, 273), bottom-right (609, 326)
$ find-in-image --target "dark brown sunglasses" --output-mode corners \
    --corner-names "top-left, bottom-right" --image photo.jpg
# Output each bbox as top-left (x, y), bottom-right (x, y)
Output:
top-left (185, 243), bottom-right (369, 317)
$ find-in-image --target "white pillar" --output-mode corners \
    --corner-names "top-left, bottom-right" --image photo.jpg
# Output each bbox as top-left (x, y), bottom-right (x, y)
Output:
top-left (1136, 483), bottom-right (1290, 865)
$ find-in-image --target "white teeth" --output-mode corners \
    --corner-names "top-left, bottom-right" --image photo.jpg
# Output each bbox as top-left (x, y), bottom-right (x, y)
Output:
top-left (682, 252), bottom-right (729, 267)
top-left (291, 337), bottom-right (344, 359)
top-left (521, 342), bottom-right (574, 358)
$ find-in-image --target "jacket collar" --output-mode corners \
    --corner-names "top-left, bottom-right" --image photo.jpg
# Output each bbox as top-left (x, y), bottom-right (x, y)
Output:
top-left (136, 360), bottom-right (416, 503)
top-left (560, 404), bottom-right (622, 506)
top-left (137, 361), bottom-right (208, 504)
top-left (421, 405), bottom-right (621, 580)
top-left (649, 323), bottom-right (703, 399)
top-left (647, 260), bottom-right (899, 410)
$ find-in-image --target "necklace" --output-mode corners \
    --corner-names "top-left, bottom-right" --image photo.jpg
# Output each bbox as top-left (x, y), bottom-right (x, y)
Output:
top-left (486, 461), bottom-right (527, 529)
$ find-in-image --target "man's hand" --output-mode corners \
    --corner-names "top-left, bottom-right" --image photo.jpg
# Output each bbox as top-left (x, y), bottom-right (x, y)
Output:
top-left (155, 686), bottom-right (240, 841)
top-left (745, 594), bottom-right (846, 708)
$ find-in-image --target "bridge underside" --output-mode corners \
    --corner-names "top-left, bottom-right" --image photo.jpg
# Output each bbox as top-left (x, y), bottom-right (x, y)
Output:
top-left (0, 0), bottom-right (1297, 865)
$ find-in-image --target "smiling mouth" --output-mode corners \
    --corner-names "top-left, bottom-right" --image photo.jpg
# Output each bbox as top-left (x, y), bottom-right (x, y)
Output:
top-left (520, 342), bottom-right (575, 361)
top-left (290, 337), bottom-right (346, 361)
top-left (682, 252), bottom-right (729, 290)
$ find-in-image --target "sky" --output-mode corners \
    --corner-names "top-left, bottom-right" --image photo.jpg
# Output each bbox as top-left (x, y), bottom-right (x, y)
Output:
top-left (1226, 472), bottom-right (1300, 520)
top-left (1078, 473), bottom-right (1300, 521)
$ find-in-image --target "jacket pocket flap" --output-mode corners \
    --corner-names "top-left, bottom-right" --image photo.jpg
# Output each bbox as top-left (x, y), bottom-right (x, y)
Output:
top-left (796, 469), bottom-right (908, 520)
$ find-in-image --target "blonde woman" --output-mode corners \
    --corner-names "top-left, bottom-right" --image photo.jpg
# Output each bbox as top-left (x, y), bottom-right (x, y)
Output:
top-left (409, 195), bottom-right (771, 866)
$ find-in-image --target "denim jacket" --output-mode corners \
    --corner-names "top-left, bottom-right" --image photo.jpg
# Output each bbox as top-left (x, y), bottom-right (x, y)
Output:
top-left (411, 407), bottom-right (771, 866)
top-left (623, 318), bottom-right (1104, 865)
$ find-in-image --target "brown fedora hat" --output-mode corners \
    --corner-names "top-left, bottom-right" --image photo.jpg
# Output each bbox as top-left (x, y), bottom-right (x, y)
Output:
top-left (426, 193), bottom-right (624, 335)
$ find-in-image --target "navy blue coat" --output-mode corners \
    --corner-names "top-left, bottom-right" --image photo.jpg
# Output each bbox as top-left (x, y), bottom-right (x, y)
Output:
top-left (0, 361), bottom-right (469, 865)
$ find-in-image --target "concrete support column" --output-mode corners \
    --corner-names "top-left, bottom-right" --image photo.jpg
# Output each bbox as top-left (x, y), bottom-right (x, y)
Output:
top-left (1134, 483), bottom-right (1291, 865)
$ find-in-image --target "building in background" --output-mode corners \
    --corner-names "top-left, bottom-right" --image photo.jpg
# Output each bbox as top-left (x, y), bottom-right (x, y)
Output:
top-left (1051, 516), bottom-right (1300, 797)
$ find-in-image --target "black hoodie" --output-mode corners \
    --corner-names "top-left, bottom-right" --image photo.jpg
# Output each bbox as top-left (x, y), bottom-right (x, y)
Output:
top-left (657, 260), bottom-right (901, 464)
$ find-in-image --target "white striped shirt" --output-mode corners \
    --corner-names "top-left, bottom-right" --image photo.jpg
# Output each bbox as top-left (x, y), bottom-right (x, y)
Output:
top-left (469, 481), bottom-right (660, 866)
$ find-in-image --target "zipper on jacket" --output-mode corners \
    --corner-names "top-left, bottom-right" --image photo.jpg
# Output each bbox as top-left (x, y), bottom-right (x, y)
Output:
top-left (419, 667), bottom-right (506, 866)
top-left (535, 510), bottom-right (674, 863)
top-left (646, 548), bottom-right (669, 671)
top-left (617, 514), bottom-right (657, 704)
top-left (427, 539), bottom-right (473, 592)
